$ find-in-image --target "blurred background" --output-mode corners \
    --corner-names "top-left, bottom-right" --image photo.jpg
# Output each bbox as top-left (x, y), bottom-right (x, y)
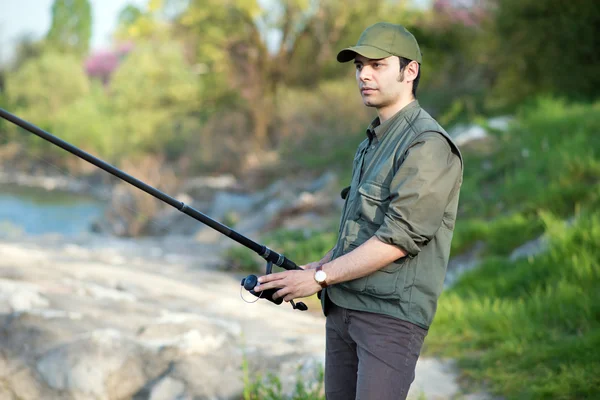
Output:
top-left (0, 0), bottom-right (598, 399)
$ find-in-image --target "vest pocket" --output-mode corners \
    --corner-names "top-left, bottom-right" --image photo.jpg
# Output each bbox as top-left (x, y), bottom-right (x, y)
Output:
top-left (357, 181), bottom-right (390, 225)
top-left (365, 259), bottom-right (404, 296)
top-left (338, 242), bottom-right (404, 298)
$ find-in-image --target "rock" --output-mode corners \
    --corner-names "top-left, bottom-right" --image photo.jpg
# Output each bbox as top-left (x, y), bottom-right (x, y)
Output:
top-left (0, 171), bottom-right (110, 200)
top-left (149, 377), bottom-right (187, 400)
top-left (450, 124), bottom-right (488, 147)
top-left (36, 329), bottom-right (143, 399)
top-left (0, 236), bottom-right (325, 400)
top-left (449, 116), bottom-right (514, 147)
top-left (509, 236), bottom-right (548, 261)
top-left (181, 174), bottom-right (241, 201)
top-left (306, 171), bottom-right (338, 193)
top-left (209, 192), bottom-right (258, 222)
top-left (445, 241), bottom-right (486, 288)
top-left (487, 116), bottom-right (513, 132)
top-left (408, 358), bottom-right (460, 399)
top-left (0, 280), bottom-right (50, 313)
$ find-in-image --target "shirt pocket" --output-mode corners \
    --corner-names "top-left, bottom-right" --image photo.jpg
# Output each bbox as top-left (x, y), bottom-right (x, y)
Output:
top-left (356, 181), bottom-right (390, 225)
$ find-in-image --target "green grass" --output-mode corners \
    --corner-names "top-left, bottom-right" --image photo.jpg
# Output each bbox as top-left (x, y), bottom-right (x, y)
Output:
top-left (428, 212), bottom-right (600, 399)
top-left (242, 353), bottom-right (325, 400)
top-left (425, 97), bottom-right (600, 399)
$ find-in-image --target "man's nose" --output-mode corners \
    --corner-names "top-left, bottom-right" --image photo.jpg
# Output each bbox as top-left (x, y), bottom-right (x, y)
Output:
top-left (359, 66), bottom-right (372, 81)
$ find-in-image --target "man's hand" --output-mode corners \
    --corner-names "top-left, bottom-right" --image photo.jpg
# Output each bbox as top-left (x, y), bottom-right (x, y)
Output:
top-left (300, 261), bottom-right (320, 270)
top-left (254, 269), bottom-right (321, 302)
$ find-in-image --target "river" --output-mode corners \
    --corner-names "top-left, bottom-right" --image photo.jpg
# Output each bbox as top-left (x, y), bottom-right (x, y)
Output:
top-left (0, 184), bottom-right (105, 237)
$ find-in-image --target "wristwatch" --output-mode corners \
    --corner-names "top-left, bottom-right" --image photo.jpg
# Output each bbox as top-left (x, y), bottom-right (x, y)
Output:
top-left (314, 266), bottom-right (328, 289)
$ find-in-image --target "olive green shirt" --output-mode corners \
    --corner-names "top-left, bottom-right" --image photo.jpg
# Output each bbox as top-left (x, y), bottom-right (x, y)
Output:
top-left (322, 100), bottom-right (463, 329)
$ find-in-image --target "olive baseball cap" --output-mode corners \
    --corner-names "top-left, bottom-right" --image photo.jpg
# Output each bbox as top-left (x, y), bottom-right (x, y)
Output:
top-left (337, 22), bottom-right (422, 64)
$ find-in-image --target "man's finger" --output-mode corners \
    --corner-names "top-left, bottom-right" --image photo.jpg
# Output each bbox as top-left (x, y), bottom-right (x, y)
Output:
top-left (272, 287), bottom-right (290, 301)
top-left (257, 271), bottom-right (287, 284)
top-left (254, 279), bottom-right (286, 292)
top-left (283, 293), bottom-right (296, 302)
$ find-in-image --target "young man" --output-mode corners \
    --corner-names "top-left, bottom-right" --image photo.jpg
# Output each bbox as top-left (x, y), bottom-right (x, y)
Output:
top-left (254, 22), bottom-right (463, 399)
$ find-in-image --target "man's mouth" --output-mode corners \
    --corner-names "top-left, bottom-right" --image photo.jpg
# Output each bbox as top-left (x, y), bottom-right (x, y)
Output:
top-left (361, 88), bottom-right (376, 94)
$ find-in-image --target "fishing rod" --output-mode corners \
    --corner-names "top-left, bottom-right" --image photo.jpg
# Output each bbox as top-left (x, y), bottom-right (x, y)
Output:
top-left (0, 107), bottom-right (308, 311)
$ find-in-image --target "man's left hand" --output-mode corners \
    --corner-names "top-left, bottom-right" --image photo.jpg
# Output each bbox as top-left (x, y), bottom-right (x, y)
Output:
top-left (254, 269), bottom-right (321, 302)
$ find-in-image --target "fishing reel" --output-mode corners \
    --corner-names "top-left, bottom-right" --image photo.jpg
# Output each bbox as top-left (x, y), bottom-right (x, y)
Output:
top-left (240, 261), bottom-right (308, 311)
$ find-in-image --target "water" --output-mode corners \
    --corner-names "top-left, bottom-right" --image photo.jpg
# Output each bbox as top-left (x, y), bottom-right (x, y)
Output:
top-left (0, 184), bottom-right (105, 236)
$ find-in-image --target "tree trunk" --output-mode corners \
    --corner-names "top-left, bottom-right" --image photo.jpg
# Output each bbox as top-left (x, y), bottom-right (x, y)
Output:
top-left (251, 98), bottom-right (271, 152)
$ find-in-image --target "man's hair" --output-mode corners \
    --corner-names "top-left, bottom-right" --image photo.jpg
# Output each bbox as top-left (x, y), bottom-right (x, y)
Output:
top-left (398, 56), bottom-right (421, 98)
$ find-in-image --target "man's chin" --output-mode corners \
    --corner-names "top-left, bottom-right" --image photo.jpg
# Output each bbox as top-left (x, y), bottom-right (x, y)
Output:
top-left (363, 100), bottom-right (379, 108)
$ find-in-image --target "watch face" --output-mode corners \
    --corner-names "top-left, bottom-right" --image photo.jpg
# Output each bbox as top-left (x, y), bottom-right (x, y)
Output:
top-left (315, 270), bottom-right (327, 283)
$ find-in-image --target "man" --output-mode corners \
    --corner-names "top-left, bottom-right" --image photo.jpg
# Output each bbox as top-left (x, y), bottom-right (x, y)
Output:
top-left (254, 22), bottom-right (463, 399)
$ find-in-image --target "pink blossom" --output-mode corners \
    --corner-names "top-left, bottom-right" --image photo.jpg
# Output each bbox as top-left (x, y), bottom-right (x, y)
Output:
top-left (84, 42), bottom-right (134, 84)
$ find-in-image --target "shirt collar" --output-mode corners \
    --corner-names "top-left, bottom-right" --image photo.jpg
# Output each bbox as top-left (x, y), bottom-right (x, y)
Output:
top-left (366, 100), bottom-right (420, 141)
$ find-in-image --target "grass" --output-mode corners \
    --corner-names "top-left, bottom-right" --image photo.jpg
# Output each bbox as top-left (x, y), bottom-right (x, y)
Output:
top-left (427, 212), bottom-right (600, 399)
top-left (242, 352), bottom-right (325, 400)
top-left (424, 97), bottom-right (600, 399)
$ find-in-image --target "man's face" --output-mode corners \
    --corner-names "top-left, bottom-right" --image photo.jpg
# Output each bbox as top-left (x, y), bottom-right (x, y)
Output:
top-left (354, 55), bottom-right (404, 110)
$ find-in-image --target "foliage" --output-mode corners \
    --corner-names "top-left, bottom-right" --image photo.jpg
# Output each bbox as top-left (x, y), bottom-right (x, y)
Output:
top-left (109, 40), bottom-right (201, 158)
top-left (242, 353), bottom-right (325, 400)
top-left (170, 0), bottom-right (408, 150)
top-left (46, 0), bottom-right (92, 57)
top-left (113, 0), bottom-right (171, 42)
top-left (6, 52), bottom-right (90, 121)
top-left (52, 82), bottom-right (116, 161)
top-left (4, 51), bottom-right (90, 155)
top-left (428, 212), bottom-right (600, 399)
top-left (4, 0), bottom-right (598, 178)
top-left (275, 80), bottom-right (372, 184)
top-left (424, 98), bottom-right (600, 399)
top-left (489, 0), bottom-right (600, 107)
top-left (458, 97), bottom-right (600, 221)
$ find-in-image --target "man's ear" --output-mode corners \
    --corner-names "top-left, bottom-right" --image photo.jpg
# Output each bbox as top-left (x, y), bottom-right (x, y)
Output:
top-left (406, 61), bottom-right (419, 82)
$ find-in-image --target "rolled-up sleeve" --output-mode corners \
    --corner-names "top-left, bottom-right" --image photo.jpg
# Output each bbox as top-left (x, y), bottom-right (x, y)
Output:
top-left (374, 133), bottom-right (462, 257)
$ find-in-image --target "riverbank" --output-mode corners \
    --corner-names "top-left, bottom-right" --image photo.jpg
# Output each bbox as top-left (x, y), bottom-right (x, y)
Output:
top-left (0, 231), bottom-right (498, 400)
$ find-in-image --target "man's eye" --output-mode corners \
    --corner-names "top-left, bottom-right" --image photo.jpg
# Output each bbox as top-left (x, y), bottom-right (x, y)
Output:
top-left (373, 63), bottom-right (381, 68)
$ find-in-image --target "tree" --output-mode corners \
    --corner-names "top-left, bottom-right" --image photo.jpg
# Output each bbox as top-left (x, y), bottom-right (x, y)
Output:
top-left (108, 40), bottom-right (200, 158)
top-left (171, 0), bottom-right (396, 151)
top-left (113, 0), bottom-right (171, 42)
top-left (490, 0), bottom-right (600, 106)
top-left (6, 52), bottom-right (90, 128)
top-left (4, 52), bottom-right (90, 155)
top-left (46, 0), bottom-right (92, 57)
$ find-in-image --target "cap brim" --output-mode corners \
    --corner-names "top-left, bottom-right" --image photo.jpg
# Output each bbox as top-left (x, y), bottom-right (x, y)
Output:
top-left (336, 45), bottom-right (394, 63)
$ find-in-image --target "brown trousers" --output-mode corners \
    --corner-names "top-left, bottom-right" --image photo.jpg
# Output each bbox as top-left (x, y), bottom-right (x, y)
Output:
top-left (325, 296), bottom-right (427, 400)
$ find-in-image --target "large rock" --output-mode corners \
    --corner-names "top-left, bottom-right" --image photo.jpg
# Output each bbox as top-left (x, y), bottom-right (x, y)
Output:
top-left (0, 236), bottom-right (325, 399)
